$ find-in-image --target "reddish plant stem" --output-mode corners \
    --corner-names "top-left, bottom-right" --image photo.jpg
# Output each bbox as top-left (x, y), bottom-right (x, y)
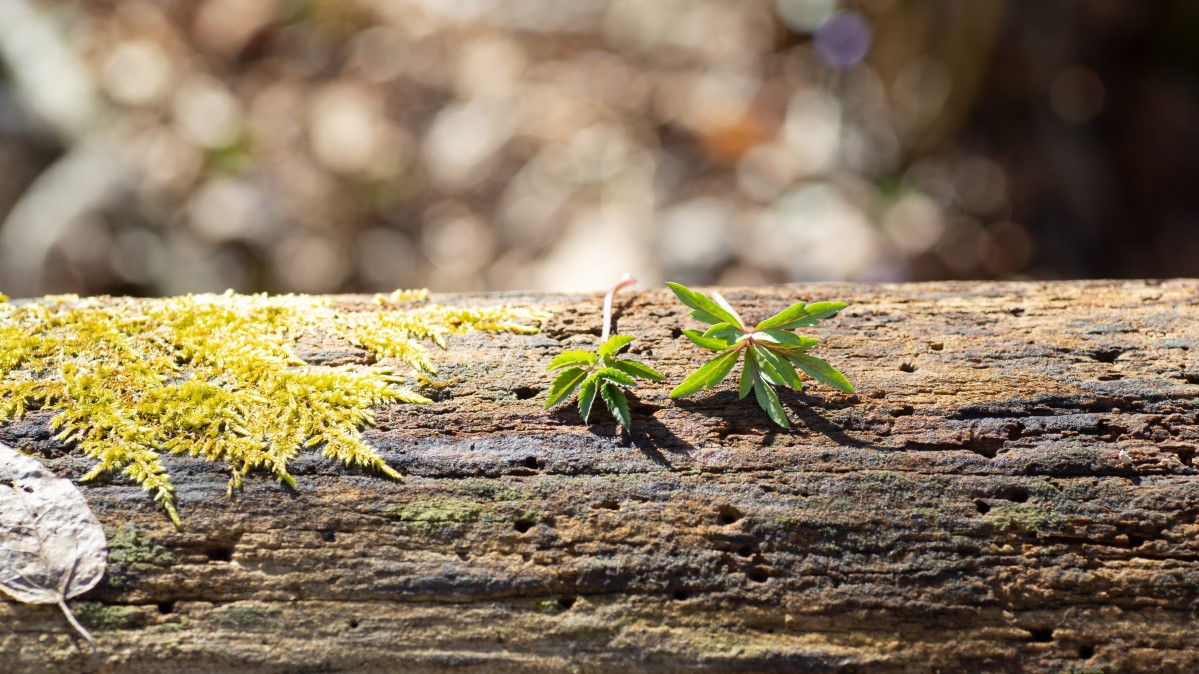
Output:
top-left (601, 274), bottom-right (637, 344)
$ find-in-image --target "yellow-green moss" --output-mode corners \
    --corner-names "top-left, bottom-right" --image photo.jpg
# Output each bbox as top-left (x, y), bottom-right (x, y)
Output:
top-left (210, 605), bottom-right (266, 627)
top-left (0, 290), bottom-right (547, 525)
top-left (75, 603), bottom-right (148, 630)
top-left (107, 527), bottom-right (175, 569)
top-left (984, 502), bottom-right (1065, 534)
top-left (104, 527), bottom-right (175, 588)
top-left (386, 498), bottom-right (484, 527)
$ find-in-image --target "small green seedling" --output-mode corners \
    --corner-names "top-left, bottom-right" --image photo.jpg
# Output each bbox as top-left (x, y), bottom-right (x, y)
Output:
top-left (545, 274), bottom-right (664, 430)
top-left (666, 282), bottom-right (854, 429)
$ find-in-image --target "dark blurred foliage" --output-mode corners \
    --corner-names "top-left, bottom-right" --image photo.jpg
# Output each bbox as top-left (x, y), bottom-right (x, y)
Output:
top-left (0, 0), bottom-right (1197, 298)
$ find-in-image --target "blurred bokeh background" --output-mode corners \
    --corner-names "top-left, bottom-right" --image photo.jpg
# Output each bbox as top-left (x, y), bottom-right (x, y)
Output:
top-left (1, 0), bottom-right (1197, 297)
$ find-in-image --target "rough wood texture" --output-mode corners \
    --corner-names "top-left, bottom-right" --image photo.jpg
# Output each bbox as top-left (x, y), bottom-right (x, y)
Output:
top-left (4, 281), bottom-right (1199, 673)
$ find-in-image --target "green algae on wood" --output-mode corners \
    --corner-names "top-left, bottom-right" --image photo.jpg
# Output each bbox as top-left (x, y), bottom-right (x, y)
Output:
top-left (385, 499), bottom-right (485, 527)
top-left (106, 527), bottom-right (175, 570)
top-left (74, 603), bottom-right (148, 631)
top-left (103, 527), bottom-right (175, 589)
top-left (0, 290), bottom-right (547, 526)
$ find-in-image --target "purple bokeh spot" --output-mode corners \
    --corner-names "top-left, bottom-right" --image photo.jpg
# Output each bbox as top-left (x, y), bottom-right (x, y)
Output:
top-left (813, 11), bottom-right (873, 69)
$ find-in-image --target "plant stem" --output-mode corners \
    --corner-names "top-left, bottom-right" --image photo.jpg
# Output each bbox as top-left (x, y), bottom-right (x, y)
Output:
top-left (601, 274), bottom-right (637, 344)
top-left (58, 598), bottom-right (93, 645)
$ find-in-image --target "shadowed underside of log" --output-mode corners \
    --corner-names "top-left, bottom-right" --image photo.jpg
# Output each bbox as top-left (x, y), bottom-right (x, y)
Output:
top-left (4, 280), bottom-right (1199, 673)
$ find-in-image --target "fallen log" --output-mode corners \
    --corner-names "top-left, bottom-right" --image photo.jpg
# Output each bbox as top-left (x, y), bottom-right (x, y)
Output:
top-left (3, 280), bottom-right (1199, 673)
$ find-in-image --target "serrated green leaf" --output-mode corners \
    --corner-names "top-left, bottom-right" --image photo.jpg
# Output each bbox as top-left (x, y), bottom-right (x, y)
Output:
top-left (703, 323), bottom-right (744, 343)
top-left (747, 344), bottom-right (784, 387)
top-left (669, 348), bottom-right (741, 398)
top-left (787, 353), bottom-right (855, 393)
top-left (547, 350), bottom-right (598, 371)
top-left (755, 300), bottom-right (807, 330)
top-left (578, 375), bottom-right (599, 421)
top-left (598, 335), bottom-right (635, 358)
top-left (681, 329), bottom-right (733, 351)
top-left (754, 329), bottom-right (819, 351)
top-left (739, 356), bottom-right (755, 399)
top-left (545, 367), bottom-right (588, 409)
top-left (802, 301), bottom-right (847, 320)
top-left (667, 282), bottom-right (743, 328)
top-left (755, 345), bottom-right (804, 391)
top-left (752, 371), bottom-right (790, 429)
top-left (607, 358), bottom-right (665, 381)
top-left (601, 383), bottom-right (631, 431)
top-left (759, 301), bottom-right (847, 331)
top-left (593, 367), bottom-right (637, 387)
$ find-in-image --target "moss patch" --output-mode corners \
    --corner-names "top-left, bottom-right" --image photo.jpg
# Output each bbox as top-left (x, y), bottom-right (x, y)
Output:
top-left (210, 605), bottom-right (266, 627)
top-left (0, 291), bottom-right (546, 524)
top-left (985, 502), bottom-right (1066, 535)
top-left (108, 527), bottom-right (175, 569)
top-left (386, 499), bottom-right (484, 528)
top-left (104, 527), bottom-right (175, 589)
top-left (75, 603), bottom-right (147, 630)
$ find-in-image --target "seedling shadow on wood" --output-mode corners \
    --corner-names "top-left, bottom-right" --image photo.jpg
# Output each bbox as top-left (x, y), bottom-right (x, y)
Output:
top-left (777, 390), bottom-right (888, 451)
top-left (553, 393), bottom-right (694, 468)
top-left (673, 391), bottom-right (784, 440)
top-left (617, 392), bottom-right (695, 464)
top-left (675, 389), bottom-right (888, 452)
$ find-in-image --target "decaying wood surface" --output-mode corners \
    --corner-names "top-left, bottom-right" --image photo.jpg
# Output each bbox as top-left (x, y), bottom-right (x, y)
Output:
top-left (4, 280), bottom-right (1199, 673)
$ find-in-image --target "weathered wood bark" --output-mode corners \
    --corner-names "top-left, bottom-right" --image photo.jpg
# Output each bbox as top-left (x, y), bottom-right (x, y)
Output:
top-left (4, 281), bottom-right (1199, 673)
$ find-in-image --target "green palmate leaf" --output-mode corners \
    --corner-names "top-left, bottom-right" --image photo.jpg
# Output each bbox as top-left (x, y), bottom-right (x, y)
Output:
top-left (761, 314), bottom-right (821, 330)
top-left (702, 322), bottom-right (743, 342)
top-left (606, 357), bottom-right (665, 381)
top-left (752, 368), bottom-right (790, 429)
top-left (787, 353), bottom-right (855, 393)
top-left (545, 367), bottom-right (588, 409)
top-left (598, 335), bottom-right (635, 358)
top-left (668, 281), bottom-right (853, 427)
top-left (756, 301), bottom-right (847, 331)
top-left (755, 345), bottom-right (804, 391)
top-left (666, 283), bottom-right (743, 329)
top-left (754, 329), bottom-right (819, 351)
top-left (547, 350), bottom-right (598, 371)
top-left (601, 383), bottom-right (631, 430)
top-left (593, 367), bottom-right (637, 387)
top-left (577, 375), bottom-right (600, 421)
top-left (803, 301), bottom-right (848, 320)
top-left (739, 356), bottom-right (756, 399)
top-left (669, 348), bottom-right (740, 398)
top-left (755, 300), bottom-right (805, 330)
top-left (689, 308), bottom-right (725, 325)
top-left (746, 344), bottom-right (781, 387)
top-left (681, 329), bottom-right (734, 351)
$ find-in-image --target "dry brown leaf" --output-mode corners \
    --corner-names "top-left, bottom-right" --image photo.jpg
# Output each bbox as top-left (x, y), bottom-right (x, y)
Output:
top-left (0, 441), bottom-right (108, 642)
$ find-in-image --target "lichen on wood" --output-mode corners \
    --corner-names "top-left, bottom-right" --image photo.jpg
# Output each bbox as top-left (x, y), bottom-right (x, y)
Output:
top-left (0, 290), bottom-right (547, 525)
